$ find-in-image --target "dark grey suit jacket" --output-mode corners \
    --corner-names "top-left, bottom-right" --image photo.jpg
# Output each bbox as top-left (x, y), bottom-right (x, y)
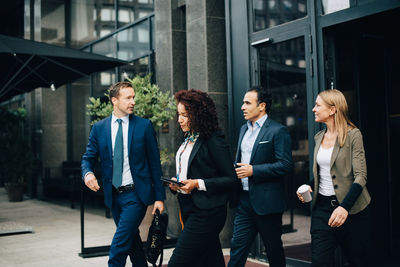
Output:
top-left (235, 117), bottom-right (293, 215)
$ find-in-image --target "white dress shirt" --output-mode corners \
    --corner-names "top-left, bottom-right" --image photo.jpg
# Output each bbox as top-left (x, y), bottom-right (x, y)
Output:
top-left (240, 114), bottom-right (268, 191)
top-left (111, 114), bottom-right (133, 186)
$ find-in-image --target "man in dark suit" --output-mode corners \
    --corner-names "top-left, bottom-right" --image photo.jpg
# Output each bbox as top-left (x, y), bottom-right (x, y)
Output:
top-left (228, 86), bottom-right (293, 267)
top-left (81, 81), bottom-right (165, 267)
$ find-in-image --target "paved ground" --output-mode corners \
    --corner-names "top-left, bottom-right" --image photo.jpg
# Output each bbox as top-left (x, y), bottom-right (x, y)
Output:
top-left (0, 188), bottom-right (310, 266)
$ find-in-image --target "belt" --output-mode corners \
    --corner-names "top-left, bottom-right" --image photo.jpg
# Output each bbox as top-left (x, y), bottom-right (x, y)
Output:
top-left (115, 184), bottom-right (135, 193)
top-left (317, 194), bottom-right (339, 207)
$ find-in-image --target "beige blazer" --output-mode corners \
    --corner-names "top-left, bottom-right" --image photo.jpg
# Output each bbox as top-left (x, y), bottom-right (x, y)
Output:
top-left (312, 128), bottom-right (371, 214)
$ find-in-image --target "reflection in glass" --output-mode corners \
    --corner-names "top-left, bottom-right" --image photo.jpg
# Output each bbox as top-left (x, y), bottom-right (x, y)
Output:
top-left (71, 77), bottom-right (91, 161)
top-left (253, 0), bottom-right (307, 32)
top-left (321, 0), bottom-right (349, 15)
top-left (117, 20), bottom-right (150, 61)
top-left (92, 35), bottom-right (117, 58)
top-left (41, 0), bottom-right (65, 46)
top-left (71, 0), bottom-right (115, 49)
top-left (120, 56), bottom-right (150, 81)
top-left (258, 37), bottom-right (309, 204)
top-left (118, 0), bottom-right (153, 27)
top-left (92, 69), bottom-right (116, 98)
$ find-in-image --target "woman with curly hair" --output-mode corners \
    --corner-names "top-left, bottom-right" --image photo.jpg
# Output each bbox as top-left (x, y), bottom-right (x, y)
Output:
top-left (167, 89), bottom-right (238, 267)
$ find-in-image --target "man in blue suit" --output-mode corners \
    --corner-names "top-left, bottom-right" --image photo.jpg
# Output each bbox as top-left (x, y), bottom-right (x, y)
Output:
top-left (81, 81), bottom-right (165, 267)
top-left (228, 86), bottom-right (293, 267)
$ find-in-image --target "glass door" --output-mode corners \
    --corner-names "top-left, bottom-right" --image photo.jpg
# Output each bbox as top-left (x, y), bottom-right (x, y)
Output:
top-left (255, 36), bottom-right (311, 263)
top-left (248, 1), bottom-right (313, 260)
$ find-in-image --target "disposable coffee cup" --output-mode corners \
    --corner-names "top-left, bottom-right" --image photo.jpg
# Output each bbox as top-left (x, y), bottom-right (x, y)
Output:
top-left (297, 184), bottom-right (312, 203)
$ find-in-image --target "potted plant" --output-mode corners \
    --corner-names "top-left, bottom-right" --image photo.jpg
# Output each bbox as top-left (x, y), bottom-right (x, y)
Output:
top-left (0, 107), bottom-right (34, 201)
top-left (86, 74), bottom-right (176, 166)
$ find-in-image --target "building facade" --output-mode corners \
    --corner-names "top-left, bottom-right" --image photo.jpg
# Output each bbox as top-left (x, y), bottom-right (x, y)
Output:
top-left (1, 0), bottom-right (399, 264)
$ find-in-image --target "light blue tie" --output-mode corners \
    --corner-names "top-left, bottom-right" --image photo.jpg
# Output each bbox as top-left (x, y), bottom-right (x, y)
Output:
top-left (112, 119), bottom-right (123, 189)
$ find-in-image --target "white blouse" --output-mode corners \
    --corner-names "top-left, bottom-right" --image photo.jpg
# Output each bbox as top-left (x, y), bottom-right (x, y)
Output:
top-left (317, 146), bottom-right (336, 196)
top-left (175, 138), bottom-right (206, 194)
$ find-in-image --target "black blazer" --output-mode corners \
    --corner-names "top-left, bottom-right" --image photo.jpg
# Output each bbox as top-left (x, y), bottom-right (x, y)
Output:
top-left (184, 130), bottom-right (238, 210)
top-left (235, 118), bottom-right (293, 215)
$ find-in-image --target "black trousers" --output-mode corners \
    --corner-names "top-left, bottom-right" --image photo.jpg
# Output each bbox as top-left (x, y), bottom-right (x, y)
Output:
top-left (168, 194), bottom-right (227, 267)
top-left (311, 194), bottom-right (372, 267)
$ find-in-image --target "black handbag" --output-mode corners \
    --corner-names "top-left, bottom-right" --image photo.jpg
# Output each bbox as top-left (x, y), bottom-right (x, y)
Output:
top-left (145, 210), bottom-right (168, 267)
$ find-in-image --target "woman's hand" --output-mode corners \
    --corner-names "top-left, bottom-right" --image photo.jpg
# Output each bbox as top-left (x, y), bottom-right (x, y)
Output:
top-left (180, 179), bottom-right (199, 194)
top-left (296, 186), bottom-right (313, 203)
top-left (328, 206), bottom-right (349, 227)
top-left (168, 177), bottom-right (181, 192)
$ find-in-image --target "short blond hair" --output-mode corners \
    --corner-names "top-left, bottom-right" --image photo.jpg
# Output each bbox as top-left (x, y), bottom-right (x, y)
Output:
top-left (318, 89), bottom-right (356, 147)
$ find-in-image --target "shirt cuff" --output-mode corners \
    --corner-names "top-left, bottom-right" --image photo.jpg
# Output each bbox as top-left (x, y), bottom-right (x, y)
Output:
top-left (83, 172), bottom-right (94, 180)
top-left (197, 179), bottom-right (207, 191)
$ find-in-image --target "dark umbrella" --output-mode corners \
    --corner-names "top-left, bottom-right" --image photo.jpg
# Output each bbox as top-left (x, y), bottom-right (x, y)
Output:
top-left (0, 34), bottom-right (126, 102)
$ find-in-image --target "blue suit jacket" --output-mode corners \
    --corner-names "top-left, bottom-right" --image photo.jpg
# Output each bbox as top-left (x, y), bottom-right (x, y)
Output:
top-left (81, 115), bottom-right (166, 208)
top-left (235, 117), bottom-right (293, 215)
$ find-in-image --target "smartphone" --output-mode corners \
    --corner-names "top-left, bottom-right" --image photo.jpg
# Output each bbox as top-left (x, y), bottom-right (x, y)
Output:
top-left (160, 177), bottom-right (184, 187)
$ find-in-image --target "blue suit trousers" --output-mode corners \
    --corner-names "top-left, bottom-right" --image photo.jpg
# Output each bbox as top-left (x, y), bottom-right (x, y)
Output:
top-left (228, 191), bottom-right (285, 267)
top-left (108, 189), bottom-right (147, 267)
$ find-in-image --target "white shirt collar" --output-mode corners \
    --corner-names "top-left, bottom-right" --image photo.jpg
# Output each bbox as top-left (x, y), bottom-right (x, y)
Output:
top-left (247, 114), bottom-right (268, 129)
top-left (111, 113), bottom-right (129, 124)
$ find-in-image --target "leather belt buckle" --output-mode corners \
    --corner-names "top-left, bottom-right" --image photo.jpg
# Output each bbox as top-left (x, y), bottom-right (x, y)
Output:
top-left (330, 199), bottom-right (339, 207)
top-left (117, 184), bottom-right (135, 193)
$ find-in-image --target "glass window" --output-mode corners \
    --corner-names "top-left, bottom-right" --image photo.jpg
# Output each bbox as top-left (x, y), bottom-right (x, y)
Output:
top-left (253, 0), bottom-right (307, 32)
top-left (119, 9), bottom-right (134, 23)
top-left (92, 35), bottom-right (117, 58)
top-left (92, 69), bottom-right (116, 98)
top-left (116, 20), bottom-right (150, 61)
top-left (258, 37), bottom-right (309, 204)
top-left (118, 0), bottom-right (153, 27)
top-left (120, 56), bottom-right (150, 81)
top-left (41, 0), bottom-right (65, 46)
top-left (321, 0), bottom-right (350, 15)
top-left (71, 0), bottom-right (115, 49)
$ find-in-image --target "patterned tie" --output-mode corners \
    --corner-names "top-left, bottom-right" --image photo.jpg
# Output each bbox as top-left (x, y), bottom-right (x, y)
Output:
top-left (112, 119), bottom-right (123, 189)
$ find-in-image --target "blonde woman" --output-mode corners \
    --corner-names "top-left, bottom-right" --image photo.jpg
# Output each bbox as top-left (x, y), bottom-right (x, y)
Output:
top-left (298, 89), bottom-right (371, 266)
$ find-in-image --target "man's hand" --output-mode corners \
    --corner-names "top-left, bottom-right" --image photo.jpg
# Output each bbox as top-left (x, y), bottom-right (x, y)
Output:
top-left (152, 200), bottom-right (165, 214)
top-left (84, 173), bottom-right (100, 192)
top-left (328, 206), bottom-right (348, 227)
top-left (168, 177), bottom-right (182, 192)
top-left (180, 179), bottom-right (199, 194)
top-left (235, 163), bottom-right (253, 179)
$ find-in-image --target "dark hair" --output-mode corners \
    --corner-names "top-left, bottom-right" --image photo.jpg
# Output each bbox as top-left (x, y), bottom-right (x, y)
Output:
top-left (247, 86), bottom-right (272, 114)
top-left (108, 81), bottom-right (132, 104)
top-left (174, 89), bottom-right (220, 139)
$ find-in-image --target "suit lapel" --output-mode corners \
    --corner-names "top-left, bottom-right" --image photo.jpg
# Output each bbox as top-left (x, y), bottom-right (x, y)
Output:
top-left (250, 118), bottom-right (271, 162)
top-left (188, 136), bottom-right (204, 170)
top-left (128, 115), bottom-right (136, 155)
top-left (235, 125), bottom-right (247, 163)
top-left (313, 130), bottom-right (324, 180)
top-left (105, 116), bottom-right (112, 160)
top-left (330, 137), bottom-right (340, 169)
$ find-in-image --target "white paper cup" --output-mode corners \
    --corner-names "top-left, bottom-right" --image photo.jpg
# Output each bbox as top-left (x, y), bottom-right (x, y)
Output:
top-left (297, 184), bottom-right (312, 203)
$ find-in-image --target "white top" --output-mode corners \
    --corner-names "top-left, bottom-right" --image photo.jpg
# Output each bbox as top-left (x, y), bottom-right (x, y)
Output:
top-left (111, 114), bottom-right (133, 186)
top-left (175, 139), bottom-right (206, 194)
top-left (316, 146), bottom-right (336, 196)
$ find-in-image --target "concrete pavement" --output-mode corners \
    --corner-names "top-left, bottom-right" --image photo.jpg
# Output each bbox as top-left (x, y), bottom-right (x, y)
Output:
top-left (0, 188), bottom-right (310, 266)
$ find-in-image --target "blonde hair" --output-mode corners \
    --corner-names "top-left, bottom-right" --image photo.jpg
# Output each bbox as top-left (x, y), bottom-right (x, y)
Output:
top-left (318, 89), bottom-right (356, 147)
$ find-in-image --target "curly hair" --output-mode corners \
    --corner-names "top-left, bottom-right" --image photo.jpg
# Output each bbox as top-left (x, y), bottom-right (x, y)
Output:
top-left (174, 89), bottom-right (220, 139)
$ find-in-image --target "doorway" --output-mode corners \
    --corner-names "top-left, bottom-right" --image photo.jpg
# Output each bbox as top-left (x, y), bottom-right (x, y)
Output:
top-left (323, 8), bottom-right (400, 263)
